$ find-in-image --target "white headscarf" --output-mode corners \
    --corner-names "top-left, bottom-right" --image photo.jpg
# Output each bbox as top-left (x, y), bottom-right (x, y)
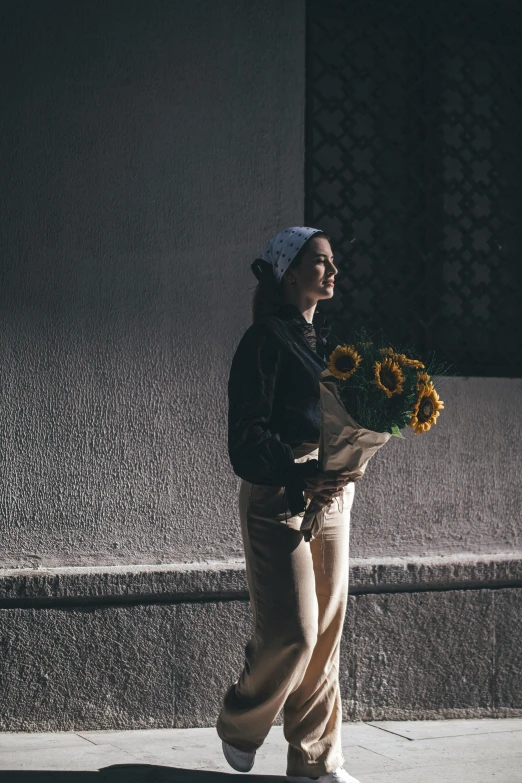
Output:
top-left (252, 226), bottom-right (323, 284)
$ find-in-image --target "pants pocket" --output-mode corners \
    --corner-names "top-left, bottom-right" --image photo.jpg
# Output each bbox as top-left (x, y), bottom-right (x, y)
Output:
top-left (249, 483), bottom-right (305, 531)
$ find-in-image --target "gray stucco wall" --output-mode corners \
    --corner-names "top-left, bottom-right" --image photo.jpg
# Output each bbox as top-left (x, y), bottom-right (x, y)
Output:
top-left (1, 1), bottom-right (521, 571)
top-left (1, 1), bottom-right (520, 568)
top-left (0, 0), bottom-right (306, 569)
top-left (351, 375), bottom-right (522, 559)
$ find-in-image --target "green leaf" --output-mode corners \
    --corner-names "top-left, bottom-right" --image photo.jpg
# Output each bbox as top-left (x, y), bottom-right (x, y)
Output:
top-left (391, 424), bottom-right (405, 439)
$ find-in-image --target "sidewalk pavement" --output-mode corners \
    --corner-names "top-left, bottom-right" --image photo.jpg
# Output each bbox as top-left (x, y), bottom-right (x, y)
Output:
top-left (0, 719), bottom-right (521, 783)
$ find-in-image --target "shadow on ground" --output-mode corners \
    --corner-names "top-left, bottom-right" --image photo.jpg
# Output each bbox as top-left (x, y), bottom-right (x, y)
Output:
top-left (1, 767), bottom-right (285, 783)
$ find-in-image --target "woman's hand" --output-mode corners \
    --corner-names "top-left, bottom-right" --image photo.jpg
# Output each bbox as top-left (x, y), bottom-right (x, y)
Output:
top-left (303, 469), bottom-right (355, 508)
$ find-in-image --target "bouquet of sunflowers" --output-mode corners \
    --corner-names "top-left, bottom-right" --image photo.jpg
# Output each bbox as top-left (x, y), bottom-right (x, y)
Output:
top-left (299, 330), bottom-right (445, 541)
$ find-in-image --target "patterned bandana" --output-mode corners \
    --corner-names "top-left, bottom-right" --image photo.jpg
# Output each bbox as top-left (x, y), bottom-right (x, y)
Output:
top-left (254, 226), bottom-right (323, 284)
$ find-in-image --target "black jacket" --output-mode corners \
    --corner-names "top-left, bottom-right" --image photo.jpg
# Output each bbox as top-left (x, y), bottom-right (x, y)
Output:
top-left (227, 302), bottom-right (334, 516)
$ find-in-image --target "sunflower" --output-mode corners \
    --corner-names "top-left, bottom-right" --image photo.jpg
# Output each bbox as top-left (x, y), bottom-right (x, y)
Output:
top-left (416, 371), bottom-right (431, 388)
top-left (409, 382), bottom-right (444, 434)
top-left (371, 357), bottom-right (405, 397)
top-left (379, 347), bottom-right (424, 369)
top-left (397, 353), bottom-right (425, 369)
top-left (328, 345), bottom-right (362, 380)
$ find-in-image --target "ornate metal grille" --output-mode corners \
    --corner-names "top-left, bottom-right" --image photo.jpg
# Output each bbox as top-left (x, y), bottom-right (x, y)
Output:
top-left (306, 0), bottom-right (522, 377)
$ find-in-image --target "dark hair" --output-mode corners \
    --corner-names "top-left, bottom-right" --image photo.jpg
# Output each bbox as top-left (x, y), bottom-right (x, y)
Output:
top-left (251, 231), bottom-right (330, 321)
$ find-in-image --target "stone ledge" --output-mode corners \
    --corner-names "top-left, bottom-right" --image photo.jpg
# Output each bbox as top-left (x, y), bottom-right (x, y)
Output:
top-left (349, 551), bottom-right (522, 594)
top-left (0, 551), bottom-right (520, 608)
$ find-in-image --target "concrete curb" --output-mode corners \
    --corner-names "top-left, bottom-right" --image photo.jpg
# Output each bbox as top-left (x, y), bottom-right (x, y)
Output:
top-left (0, 551), bottom-right (520, 608)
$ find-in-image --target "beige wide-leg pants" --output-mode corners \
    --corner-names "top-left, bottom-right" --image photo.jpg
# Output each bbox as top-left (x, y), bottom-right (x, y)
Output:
top-left (216, 443), bottom-right (355, 778)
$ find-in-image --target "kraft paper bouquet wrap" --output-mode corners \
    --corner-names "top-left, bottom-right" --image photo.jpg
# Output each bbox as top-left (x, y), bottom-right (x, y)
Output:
top-left (299, 332), bottom-right (446, 542)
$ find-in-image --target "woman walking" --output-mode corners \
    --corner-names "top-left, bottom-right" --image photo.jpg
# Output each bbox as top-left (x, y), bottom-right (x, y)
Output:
top-left (216, 227), bottom-right (361, 783)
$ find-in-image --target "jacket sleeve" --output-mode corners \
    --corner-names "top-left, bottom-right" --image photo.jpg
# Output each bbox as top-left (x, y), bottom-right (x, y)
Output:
top-left (227, 323), bottom-right (319, 516)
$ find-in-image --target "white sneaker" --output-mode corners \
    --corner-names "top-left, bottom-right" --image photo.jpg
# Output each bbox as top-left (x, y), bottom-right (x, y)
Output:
top-left (222, 739), bottom-right (256, 772)
top-left (287, 766), bottom-right (361, 783)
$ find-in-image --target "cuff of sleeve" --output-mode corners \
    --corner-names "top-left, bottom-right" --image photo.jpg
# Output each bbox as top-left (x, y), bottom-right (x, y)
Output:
top-left (285, 459), bottom-right (319, 516)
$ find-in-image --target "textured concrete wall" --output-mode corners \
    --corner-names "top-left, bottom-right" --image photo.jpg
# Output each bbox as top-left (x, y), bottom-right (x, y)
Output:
top-left (0, 0), bottom-right (306, 569)
top-left (350, 376), bottom-right (522, 559)
top-left (0, 2), bottom-right (520, 572)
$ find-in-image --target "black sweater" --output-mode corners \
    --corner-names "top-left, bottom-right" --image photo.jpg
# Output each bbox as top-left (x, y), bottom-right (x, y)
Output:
top-left (227, 302), bottom-right (334, 516)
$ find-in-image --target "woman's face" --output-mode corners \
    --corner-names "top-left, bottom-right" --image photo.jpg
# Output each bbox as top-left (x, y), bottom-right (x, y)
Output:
top-left (283, 236), bottom-right (338, 301)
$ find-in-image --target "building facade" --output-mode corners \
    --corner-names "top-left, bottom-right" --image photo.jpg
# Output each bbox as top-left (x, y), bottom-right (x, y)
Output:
top-left (0, 0), bottom-right (520, 730)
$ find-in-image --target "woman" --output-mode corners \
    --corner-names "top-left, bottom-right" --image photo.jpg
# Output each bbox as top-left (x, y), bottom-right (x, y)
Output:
top-left (216, 227), bottom-right (361, 783)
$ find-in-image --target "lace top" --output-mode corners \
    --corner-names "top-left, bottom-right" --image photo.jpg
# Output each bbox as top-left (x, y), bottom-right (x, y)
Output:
top-left (299, 321), bottom-right (318, 353)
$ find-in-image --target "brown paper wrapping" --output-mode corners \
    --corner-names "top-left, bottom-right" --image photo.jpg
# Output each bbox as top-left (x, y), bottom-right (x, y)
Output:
top-left (299, 369), bottom-right (392, 541)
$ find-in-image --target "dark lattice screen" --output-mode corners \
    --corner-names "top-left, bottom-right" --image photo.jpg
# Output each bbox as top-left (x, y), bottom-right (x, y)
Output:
top-left (306, 0), bottom-right (522, 377)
